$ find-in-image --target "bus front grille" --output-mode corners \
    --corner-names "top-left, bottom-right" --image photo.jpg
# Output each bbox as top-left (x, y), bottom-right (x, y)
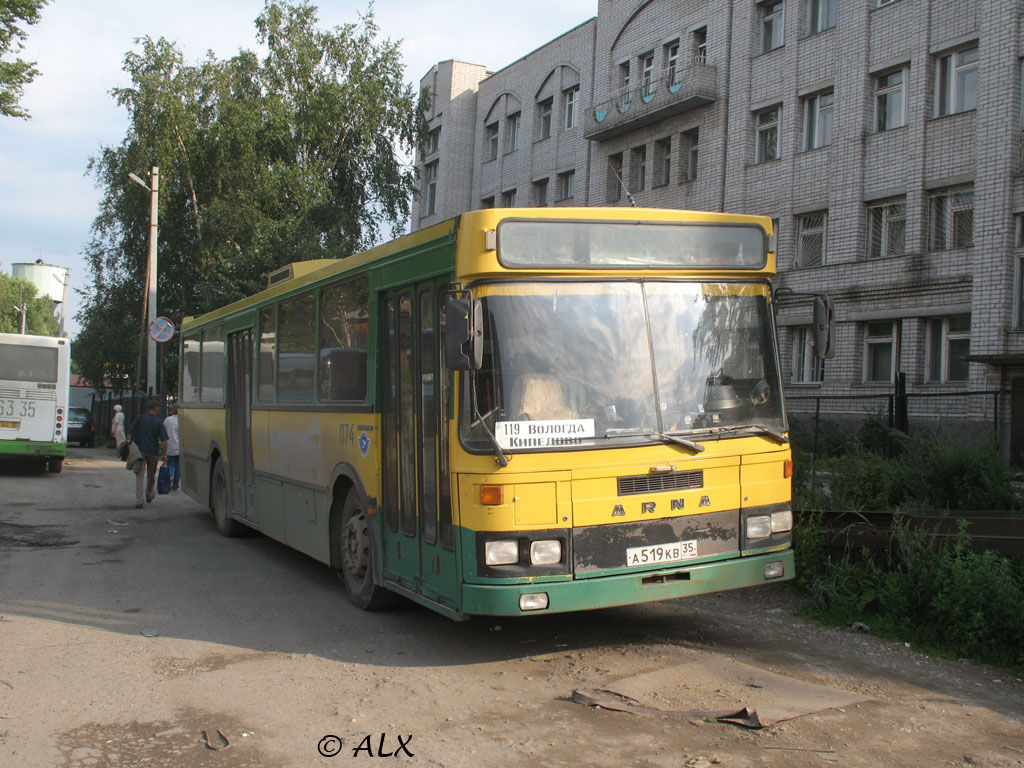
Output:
top-left (617, 470), bottom-right (703, 496)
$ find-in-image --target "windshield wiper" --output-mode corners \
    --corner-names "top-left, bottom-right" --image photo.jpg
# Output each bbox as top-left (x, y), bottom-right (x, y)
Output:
top-left (604, 427), bottom-right (705, 454)
top-left (699, 424), bottom-right (789, 444)
top-left (469, 373), bottom-right (509, 467)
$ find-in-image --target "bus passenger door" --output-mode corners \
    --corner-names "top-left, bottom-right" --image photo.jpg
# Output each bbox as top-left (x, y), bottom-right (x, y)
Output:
top-left (226, 329), bottom-right (254, 519)
top-left (380, 283), bottom-right (459, 611)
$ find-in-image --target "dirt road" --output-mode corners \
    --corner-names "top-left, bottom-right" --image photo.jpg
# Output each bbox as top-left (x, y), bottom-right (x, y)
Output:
top-left (1, 448), bottom-right (1022, 767)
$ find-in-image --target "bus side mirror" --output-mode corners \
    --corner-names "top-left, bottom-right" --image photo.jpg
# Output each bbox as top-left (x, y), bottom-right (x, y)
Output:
top-left (813, 295), bottom-right (835, 360)
top-left (445, 296), bottom-right (483, 370)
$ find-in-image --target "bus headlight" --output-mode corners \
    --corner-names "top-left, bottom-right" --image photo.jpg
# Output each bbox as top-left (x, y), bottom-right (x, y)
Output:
top-left (746, 515), bottom-right (772, 540)
top-left (771, 510), bottom-right (793, 533)
top-left (485, 540), bottom-right (519, 565)
top-left (530, 539), bottom-right (562, 565)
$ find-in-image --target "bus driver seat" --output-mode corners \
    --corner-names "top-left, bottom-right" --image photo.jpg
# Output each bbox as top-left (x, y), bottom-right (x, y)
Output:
top-left (508, 374), bottom-right (576, 421)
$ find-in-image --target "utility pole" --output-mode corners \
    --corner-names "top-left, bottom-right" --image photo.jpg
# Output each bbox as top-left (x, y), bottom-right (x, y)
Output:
top-left (130, 167), bottom-right (159, 394)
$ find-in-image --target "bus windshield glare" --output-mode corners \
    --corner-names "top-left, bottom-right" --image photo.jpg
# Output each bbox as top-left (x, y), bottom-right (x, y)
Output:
top-left (461, 281), bottom-right (784, 451)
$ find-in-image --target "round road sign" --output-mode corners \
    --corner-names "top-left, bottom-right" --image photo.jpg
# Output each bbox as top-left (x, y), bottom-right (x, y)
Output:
top-left (149, 316), bottom-right (175, 343)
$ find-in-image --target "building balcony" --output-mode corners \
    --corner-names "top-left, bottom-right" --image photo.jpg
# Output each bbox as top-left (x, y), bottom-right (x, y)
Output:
top-left (584, 59), bottom-right (718, 142)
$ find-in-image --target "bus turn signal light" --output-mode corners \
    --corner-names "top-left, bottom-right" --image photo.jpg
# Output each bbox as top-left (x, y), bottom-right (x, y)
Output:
top-left (479, 485), bottom-right (504, 505)
top-left (783, 459), bottom-right (793, 478)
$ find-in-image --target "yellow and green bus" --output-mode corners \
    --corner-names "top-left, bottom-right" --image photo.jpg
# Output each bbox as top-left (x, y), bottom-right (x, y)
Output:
top-left (179, 207), bottom-right (830, 619)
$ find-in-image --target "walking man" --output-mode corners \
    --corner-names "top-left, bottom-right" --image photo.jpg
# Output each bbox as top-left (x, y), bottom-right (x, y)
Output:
top-left (127, 399), bottom-right (168, 508)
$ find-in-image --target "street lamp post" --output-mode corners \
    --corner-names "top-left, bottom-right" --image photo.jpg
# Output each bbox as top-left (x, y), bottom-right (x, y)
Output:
top-left (129, 167), bottom-right (159, 395)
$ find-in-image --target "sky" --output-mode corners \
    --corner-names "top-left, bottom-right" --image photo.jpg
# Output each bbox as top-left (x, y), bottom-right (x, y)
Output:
top-left (0, 0), bottom-right (596, 339)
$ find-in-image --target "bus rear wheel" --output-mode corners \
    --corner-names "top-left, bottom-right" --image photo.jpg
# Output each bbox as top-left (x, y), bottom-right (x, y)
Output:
top-left (339, 491), bottom-right (396, 611)
top-left (47, 457), bottom-right (63, 473)
top-left (211, 459), bottom-right (244, 537)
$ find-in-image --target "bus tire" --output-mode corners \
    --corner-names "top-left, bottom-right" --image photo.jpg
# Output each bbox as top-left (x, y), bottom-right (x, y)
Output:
top-left (211, 459), bottom-right (244, 537)
top-left (339, 491), bottom-right (396, 611)
top-left (47, 457), bottom-right (63, 473)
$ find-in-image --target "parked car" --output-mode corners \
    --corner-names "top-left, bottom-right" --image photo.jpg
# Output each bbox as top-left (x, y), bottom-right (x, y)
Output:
top-left (66, 407), bottom-right (95, 447)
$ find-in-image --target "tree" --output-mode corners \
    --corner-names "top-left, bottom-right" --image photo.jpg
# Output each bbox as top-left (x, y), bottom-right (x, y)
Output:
top-left (0, 0), bottom-right (49, 118)
top-left (76, 1), bottom-right (427, 394)
top-left (0, 272), bottom-right (59, 335)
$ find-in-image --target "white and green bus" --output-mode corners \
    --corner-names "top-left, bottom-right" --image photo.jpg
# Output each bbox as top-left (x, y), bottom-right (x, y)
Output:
top-left (0, 332), bottom-right (71, 473)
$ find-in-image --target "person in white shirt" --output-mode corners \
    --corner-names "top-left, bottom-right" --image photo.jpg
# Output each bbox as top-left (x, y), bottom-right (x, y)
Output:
top-left (163, 404), bottom-right (181, 491)
top-left (111, 404), bottom-right (126, 448)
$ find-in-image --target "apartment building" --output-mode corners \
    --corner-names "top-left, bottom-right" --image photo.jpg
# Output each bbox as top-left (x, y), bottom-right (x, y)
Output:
top-left (415, 0), bottom-right (1024, 461)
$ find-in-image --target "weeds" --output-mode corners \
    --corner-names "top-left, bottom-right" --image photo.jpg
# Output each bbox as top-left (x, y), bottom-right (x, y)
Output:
top-left (793, 515), bottom-right (1024, 670)
top-left (791, 417), bottom-right (1024, 670)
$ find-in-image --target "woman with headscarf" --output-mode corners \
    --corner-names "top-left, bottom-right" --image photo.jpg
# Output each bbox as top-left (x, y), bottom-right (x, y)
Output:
top-left (110, 404), bottom-right (126, 449)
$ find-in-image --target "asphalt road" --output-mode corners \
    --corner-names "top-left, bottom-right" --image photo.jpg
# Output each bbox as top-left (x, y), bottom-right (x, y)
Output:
top-left (1, 447), bottom-right (1022, 768)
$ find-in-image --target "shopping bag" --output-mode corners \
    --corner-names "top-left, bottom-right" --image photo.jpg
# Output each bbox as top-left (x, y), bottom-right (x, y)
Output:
top-left (157, 464), bottom-right (171, 495)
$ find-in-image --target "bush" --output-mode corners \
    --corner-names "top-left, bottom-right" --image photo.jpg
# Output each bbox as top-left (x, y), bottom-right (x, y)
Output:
top-left (794, 515), bottom-right (1024, 670)
top-left (793, 419), bottom-right (1018, 512)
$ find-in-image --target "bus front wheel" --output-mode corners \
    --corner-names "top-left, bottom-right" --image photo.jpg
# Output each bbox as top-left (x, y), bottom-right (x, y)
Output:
top-left (211, 459), bottom-right (244, 537)
top-left (339, 491), bottom-right (396, 611)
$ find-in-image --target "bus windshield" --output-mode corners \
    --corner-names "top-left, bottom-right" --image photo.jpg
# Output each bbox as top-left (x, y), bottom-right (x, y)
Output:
top-left (461, 281), bottom-right (784, 452)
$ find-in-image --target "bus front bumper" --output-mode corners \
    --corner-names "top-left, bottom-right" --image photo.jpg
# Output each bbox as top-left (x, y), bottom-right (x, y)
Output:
top-left (460, 550), bottom-right (794, 616)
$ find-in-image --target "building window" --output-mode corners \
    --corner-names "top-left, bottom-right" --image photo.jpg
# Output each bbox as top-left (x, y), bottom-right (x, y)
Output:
top-left (680, 128), bottom-right (699, 181)
top-left (935, 45), bottom-right (978, 117)
top-left (875, 68), bottom-right (906, 132)
top-left (864, 321), bottom-right (897, 384)
top-left (538, 98), bottom-right (552, 140)
top-left (505, 112), bottom-right (520, 153)
top-left (665, 40), bottom-right (680, 85)
top-left (797, 211), bottom-right (826, 268)
top-left (607, 153), bottom-right (624, 202)
top-left (533, 178), bottom-right (549, 206)
top-left (761, 1), bottom-right (785, 54)
top-left (692, 27), bottom-right (707, 63)
top-left (424, 161), bottom-right (438, 216)
top-left (866, 199), bottom-right (906, 258)
top-left (485, 122), bottom-right (498, 161)
top-left (616, 61), bottom-right (631, 110)
top-left (806, 0), bottom-right (835, 35)
top-left (564, 86), bottom-right (579, 129)
top-left (930, 186), bottom-right (974, 250)
top-left (501, 188), bottom-right (516, 207)
top-left (756, 107), bottom-right (780, 163)
top-left (792, 327), bottom-right (825, 383)
top-left (877, 0), bottom-right (897, 6)
top-left (481, 196), bottom-right (495, 209)
top-left (926, 316), bottom-right (970, 383)
top-left (641, 52), bottom-right (655, 99)
top-left (426, 127), bottom-right (440, 155)
top-left (558, 170), bottom-right (575, 200)
top-left (803, 90), bottom-right (833, 150)
top-left (654, 137), bottom-right (672, 186)
top-left (631, 145), bottom-right (647, 192)
top-left (1016, 215), bottom-right (1024, 328)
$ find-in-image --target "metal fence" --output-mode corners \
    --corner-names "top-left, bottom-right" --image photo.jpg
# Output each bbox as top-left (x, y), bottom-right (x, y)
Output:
top-left (786, 383), bottom-right (1015, 465)
top-left (88, 394), bottom-right (172, 446)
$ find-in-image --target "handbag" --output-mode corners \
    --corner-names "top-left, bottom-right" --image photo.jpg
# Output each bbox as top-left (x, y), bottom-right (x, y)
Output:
top-left (157, 464), bottom-right (171, 495)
